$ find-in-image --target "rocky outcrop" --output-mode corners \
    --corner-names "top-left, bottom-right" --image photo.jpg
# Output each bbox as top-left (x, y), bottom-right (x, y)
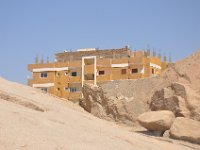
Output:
top-left (150, 82), bottom-right (200, 121)
top-left (150, 83), bottom-right (187, 117)
top-left (80, 65), bottom-right (179, 126)
top-left (80, 83), bottom-right (146, 125)
top-left (137, 110), bottom-right (175, 131)
top-left (170, 117), bottom-right (200, 144)
top-left (80, 49), bottom-right (200, 126)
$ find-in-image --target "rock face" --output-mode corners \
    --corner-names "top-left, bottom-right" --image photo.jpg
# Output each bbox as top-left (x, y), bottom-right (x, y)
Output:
top-left (150, 82), bottom-right (200, 121)
top-left (80, 49), bottom-right (200, 126)
top-left (80, 71), bottom-right (177, 126)
top-left (80, 83), bottom-right (142, 125)
top-left (137, 111), bottom-right (175, 131)
top-left (170, 117), bottom-right (200, 144)
top-left (150, 82), bottom-right (187, 117)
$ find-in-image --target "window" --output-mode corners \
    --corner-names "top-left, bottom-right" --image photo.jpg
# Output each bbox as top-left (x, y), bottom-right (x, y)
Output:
top-left (121, 69), bottom-right (127, 74)
top-left (64, 87), bottom-right (69, 91)
top-left (99, 70), bottom-right (105, 75)
top-left (132, 68), bottom-right (138, 74)
top-left (71, 72), bottom-right (77, 76)
top-left (152, 68), bottom-right (154, 74)
top-left (40, 87), bottom-right (48, 92)
top-left (70, 87), bottom-right (80, 93)
top-left (40, 72), bottom-right (48, 78)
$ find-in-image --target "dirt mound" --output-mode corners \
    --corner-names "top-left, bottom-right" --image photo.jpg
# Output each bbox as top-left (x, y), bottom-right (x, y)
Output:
top-left (81, 49), bottom-right (200, 125)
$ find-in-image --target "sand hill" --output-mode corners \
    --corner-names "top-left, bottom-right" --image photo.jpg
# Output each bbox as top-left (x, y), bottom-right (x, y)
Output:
top-left (0, 77), bottom-right (199, 149)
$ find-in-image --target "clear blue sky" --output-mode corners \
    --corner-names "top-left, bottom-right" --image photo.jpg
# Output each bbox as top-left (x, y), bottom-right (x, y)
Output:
top-left (0, 0), bottom-right (200, 84)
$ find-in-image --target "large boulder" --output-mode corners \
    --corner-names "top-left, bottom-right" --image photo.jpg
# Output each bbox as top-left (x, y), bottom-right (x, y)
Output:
top-left (137, 110), bottom-right (175, 131)
top-left (170, 117), bottom-right (200, 144)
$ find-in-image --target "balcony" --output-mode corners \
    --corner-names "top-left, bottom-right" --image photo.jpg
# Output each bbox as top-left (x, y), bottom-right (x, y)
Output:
top-left (84, 65), bottom-right (95, 74)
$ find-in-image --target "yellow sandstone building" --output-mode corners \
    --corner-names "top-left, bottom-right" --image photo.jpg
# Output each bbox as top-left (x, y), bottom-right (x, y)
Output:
top-left (28, 46), bottom-right (168, 101)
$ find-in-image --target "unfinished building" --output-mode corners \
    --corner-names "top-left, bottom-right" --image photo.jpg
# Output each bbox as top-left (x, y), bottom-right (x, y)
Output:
top-left (28, 46), bottom-right (168, 101)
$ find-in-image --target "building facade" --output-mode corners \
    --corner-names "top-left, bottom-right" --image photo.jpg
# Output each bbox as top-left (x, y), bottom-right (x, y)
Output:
top-left (28, 46), bottom-right (168, 101)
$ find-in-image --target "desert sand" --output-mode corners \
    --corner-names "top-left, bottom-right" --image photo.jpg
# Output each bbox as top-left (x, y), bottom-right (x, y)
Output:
top-left (0, 77), bottom-right (199, 150)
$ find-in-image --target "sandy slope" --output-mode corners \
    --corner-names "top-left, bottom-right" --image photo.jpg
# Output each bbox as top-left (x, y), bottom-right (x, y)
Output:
top-left (0, 77), bottom-right (199, 150)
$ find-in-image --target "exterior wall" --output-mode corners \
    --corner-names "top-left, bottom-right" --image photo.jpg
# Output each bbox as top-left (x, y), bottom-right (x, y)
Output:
top-left (28, 49), bottom-right (167, 101)
top-left (55, 46), bottom-right (131, 62)
top-left (111, 67), bottom-right (129, 80)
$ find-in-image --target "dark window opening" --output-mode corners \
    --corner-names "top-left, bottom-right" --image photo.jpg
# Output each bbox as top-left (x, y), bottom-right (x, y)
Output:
top-left (70, 87), bottom-right (80, 93)
top-left (121, 69), bottom-right (127, 74)
top-left (40, 72), bottom-right (48, 78)
top-left (40, 87), bottom-right (48, 92)
top-left (152, 68), bottom-right (154, 74)
top-left (71, 72), bottom-right (77, 76)
top-left (99, 70), bottom-right (105, 75)
top-left (132, 68), bottom-right (138, 74)
top-left (64, 87), bottom-right (69, 91)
